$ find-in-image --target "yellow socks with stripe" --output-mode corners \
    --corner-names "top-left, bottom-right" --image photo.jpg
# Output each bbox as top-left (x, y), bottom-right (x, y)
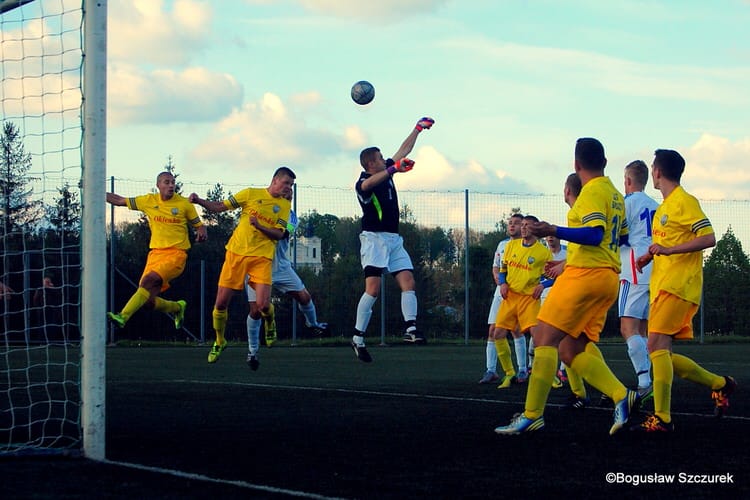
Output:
top-left (494, 338), bottom-right (515, 377)
top-left (153, 297), bottom-right (179, 314)
top-left (651, 349), bottom-right (673, 423)
top-left (570, 349), bottom-right (627, 403)
top-left (212, 307), bottom-right (228, 345)
top-left (524, 346), bottom-right (557, 419)
top-left (672, 352), bottom-right (725, 389)
top-left (566, 342), bottom-right (606, 398)
top-left (120, 287), bottom-right (150, 322)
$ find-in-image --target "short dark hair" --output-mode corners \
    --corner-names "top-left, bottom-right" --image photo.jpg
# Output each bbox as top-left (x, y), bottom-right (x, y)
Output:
top-left (359, 147), bottom-right (380, 168)
top-left (575, 137), bottom-right (607, 171)
top-left (565, 172), bottom-right (582, 197)
top-left (625, 160), bottom-right (649, 187)
top-left (274, 166), bottom-right (296, 180)
top-left (156, 171), bottom-right (174, 183)
top-left (653, 149), bottom-right (685, 182)
top-left (509, 213), bottom-right (524, 221)
top-left (523, 214), bottom-right (539, 223)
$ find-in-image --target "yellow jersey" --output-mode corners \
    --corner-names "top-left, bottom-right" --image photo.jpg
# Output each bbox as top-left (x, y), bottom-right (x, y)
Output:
top-left (126, 193), bottom-right (202, 250)
top-left (501, 238), bottom-right (552, 295)
top-left (650, 185), bottom-right (713, 305)
top-left (223, 187), bottom-right (291, 259)
top-left (565, 176), bottom-right (626, 272)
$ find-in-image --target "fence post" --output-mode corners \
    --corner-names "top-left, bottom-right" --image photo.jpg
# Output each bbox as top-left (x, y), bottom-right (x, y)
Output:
top-left (464, 189), bottom-right (470, 345)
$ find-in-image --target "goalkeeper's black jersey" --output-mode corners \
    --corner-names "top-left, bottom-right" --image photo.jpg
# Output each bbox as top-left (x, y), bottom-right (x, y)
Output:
top-left (356, 167), bottom-right (400, 234)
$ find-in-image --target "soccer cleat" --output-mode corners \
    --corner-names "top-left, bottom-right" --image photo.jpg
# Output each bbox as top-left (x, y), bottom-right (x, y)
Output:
top-left (515, 371), bottom-right (528, 384)
top-left (264, 316), bottom-right (277, 347)
top-left (246, 353), bottom-right (260, 371)
top-left (306, 322), bottom-right (329, 336)
top-left (637, 385), bottom-right (654, 405)
top-left (712, 376), bottom-right (737, 418)
top-left (551, 375), bottom-right (563, 389)
top-left (496, 375), bottom-right (515, 389)
top-left (403, 329), bottom-right (426, 344)
top-left (351, 342), bottom-right (372, 363)
top-left (610, 389), bottom-right (639, 435)
top-left (106, 312), bottom-right (125, 329)
top-left (494, 413), bottom-right (545, 435)
top-left (631, 413), bottom-right (674, 433)
top-left (565, 395), bottom-right (590, 410)
top-left (207, 341), bottom-right (227, 363)
top-left (478, 371), bottom-right (500, 384)
top-left (174, 300), bottom-right (187, 330)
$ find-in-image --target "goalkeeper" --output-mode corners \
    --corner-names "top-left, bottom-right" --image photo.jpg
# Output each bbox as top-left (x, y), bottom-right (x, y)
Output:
top-left (350, 117), bottom-right (434, 362)
top-left (106, 171), bottom-right (207, 331)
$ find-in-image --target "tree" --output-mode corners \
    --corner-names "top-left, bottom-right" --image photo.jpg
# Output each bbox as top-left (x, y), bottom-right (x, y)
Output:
top-left (48, 182), bottom-right (81, 239)
top-left (0, 121), bottom-right (43, 236)
top-left (703, 227), bottom-right (750, 335)
top-left (163, 155), bottom-right (183, 194)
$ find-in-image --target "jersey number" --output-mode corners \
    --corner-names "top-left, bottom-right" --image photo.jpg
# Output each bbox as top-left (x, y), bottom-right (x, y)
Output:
top-left (640, 207), bottom-right (656, 237)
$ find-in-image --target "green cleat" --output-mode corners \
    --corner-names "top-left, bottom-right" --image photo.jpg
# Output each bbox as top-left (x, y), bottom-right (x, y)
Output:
top-left (207, 341), bottom-right (227, 363)
top-left (174, 300), bottom-right (187, 330)
top-left (107, 312), bottom-right (125, 329)
top-left (264, 317), bottom-right (277, 347)
top-left (496, 374), bottom-right (515, 389)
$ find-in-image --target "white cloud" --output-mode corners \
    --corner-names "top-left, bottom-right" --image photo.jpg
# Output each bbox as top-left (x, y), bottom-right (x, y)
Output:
top-left (683, 134), bottom-right (750, 199)
top-left (297, 0), bottom-right (449, 20)
top-left (439, 36), bottom-right (750, 105)
top-left (108, 63), bottom-right (243, 125)
top-left (109, 0), bottom-right (213, 66)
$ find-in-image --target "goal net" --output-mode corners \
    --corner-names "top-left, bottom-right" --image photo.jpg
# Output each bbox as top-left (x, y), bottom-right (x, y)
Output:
top-left (1, 0), bottom-right (106, 457)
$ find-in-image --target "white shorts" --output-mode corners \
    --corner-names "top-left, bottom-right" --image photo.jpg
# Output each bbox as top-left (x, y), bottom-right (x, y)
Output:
top-left (618, 280), bottom-right (650, 319)
top-left (359, 231), bottom-right (413, 273)
top-left (245, 266), bottom-right (305, 302)
top-left (486, 286), bottom-right (502, 324)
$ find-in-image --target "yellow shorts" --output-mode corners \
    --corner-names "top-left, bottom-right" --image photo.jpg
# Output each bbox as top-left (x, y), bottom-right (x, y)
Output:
top-left (218, 251), bottom-right (272, 290)
top-left (648, 290), bottom-right (698, 339)
top-left (141, 248), bottom-right (187, 292)
top-left (495, 290), bottom-right (540, 332)
top-left (537, 266), bottom-right (618, 342)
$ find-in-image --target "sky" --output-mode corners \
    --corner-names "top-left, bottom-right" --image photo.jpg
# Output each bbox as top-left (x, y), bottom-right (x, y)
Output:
top-left (2, 0), bottom-right (750, 201)
top-left (98, 0), bottom-right (750, 200)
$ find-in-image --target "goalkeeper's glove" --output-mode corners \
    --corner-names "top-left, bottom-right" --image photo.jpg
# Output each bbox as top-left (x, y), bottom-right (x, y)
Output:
top-left (415, 117), bottom-right (434, 131)
top-left (387, 158), bottom-right (415, 175)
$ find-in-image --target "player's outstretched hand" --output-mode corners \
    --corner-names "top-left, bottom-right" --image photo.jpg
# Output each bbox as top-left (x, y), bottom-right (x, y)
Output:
top-left (416, 117), bottom-right (434, 131)
top-left (188, 193), bottom-right (200, 203)
top-left (395, 158), bottom-right (415, 172)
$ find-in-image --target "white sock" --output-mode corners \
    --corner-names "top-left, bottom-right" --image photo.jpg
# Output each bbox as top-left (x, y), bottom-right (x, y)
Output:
top-left (299, 300), bottom-right (318, 326)
top-left (355, 293), bottom-right (377, 332)
top-left (401, 290), bottom-right (417, 322)
top-left (514, 335), bottom-right (527, 373)
top-left (246, 314), bottom-right (261, 356)
top-left (528, 335), bottom-right (535, 366)
top-left (352, 334), bottom-right (366, 347)
top-left (626, 334), bottom-right (651, 387)
top-left (486, 339), bottom-right (497, 373)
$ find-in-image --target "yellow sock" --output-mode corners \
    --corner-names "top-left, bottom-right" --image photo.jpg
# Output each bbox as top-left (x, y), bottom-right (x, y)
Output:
top-left (585, 341), bottom-right (604, 360)
top-left (570, 350), bottom-right (627, 402)
top-left (672, 353), bottom-right (725, 389)
top-left (120, 287), bottom-right (150, 322)
top-left (153, 297), bottom-right (179, 314)
top-left (494, 338), bottom-right (515, 377)
top-left (565, 363), bottom-right (587, 398)
top-left (212, 307), bottom-right (228, 345)
top-left (651, 349), bottom-right (673, 423)
top-left (261, 302), bottom-right (275, 323)
top-left (524, 346), bottom-right (557, 419)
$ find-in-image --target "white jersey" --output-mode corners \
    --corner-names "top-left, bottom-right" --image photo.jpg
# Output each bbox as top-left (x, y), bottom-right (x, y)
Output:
top-left (487, 238), bottom-right (511, 323)
top-left (620, 191), bottom-right (659, 284)
top-left (541, 245), bottom-right (567, 302)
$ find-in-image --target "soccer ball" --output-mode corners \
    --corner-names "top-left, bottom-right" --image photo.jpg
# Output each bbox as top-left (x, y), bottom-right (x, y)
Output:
top-left (351, 80), bottom-right (375, 105)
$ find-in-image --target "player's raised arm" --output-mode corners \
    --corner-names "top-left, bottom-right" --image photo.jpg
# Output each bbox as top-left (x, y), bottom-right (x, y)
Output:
top-left (392, 117), bottom-right (434, 161)
top-left (106, 192), bottom-right (126, 206)
top-left (189, 192), bottom-right (228, 213)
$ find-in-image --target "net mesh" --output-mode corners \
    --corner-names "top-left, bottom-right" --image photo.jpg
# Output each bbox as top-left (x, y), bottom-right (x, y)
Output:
top-left (1, 0), bottom-right (83, 455)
